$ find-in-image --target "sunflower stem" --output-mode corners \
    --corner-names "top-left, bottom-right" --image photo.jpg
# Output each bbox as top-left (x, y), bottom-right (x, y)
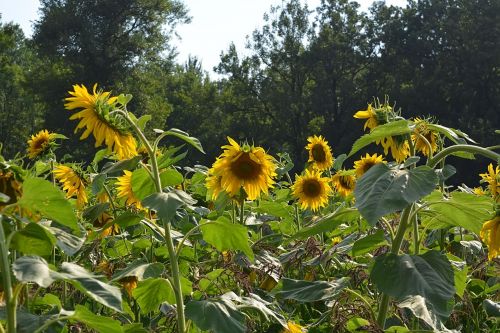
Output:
top-left (239, 199), bottom-right (245, 225)
top-left (0, 217), bottom-right (16, 333)
top-left (427, 144), bottom-right (500, 169)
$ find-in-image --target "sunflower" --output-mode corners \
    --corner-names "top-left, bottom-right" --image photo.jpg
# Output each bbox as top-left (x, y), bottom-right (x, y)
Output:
top-left (331, 170), bottom-right (356, 198)
top-left (206, 165), bottom-right (224, 201)
top-left (306, 135), bottom-right (334, 171)
top-left (116, 170), bottom-right (143, 209)
top-left (0, 170), bottom-right (22, 209)
top-left (282, 321), bottom-right (306, 333)
top-left (354, 153), bottom-right (385, 177)
top-left (480, 215), bottom-right (500, 260)
top-left (353, 104), bottom-right (378, 130)
top-left (210, 137), bottom-right (276, 200)
top-left (381, 135), bottom-right (410, 163)
top-left (412, 117), bottom-right (438, 157)
top-left (53, 165), bottom-right (88, 208)
top-left (27, 129), bottom-right (57, 159)
top-left (291, 169), bottom-right (332, 211)
top-left (65, 84), bottom-right (137, 160)
top-left (120, 276), bottom-right (138, 297)
top-left (479, 163), bottom-right (499, 199)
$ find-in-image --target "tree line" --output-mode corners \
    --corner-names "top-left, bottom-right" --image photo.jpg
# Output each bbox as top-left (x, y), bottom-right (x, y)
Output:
top-left (0, 0), bottom-right (498, 185)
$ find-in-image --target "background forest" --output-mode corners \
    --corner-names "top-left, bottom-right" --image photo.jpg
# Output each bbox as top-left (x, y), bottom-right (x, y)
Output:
top-left (0, 0), bottom-right (499, 185)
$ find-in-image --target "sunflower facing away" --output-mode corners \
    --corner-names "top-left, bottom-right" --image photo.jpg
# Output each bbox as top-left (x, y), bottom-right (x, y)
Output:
top-left (354, 153), bottom-right (385, 177)
top-left (479, 163), bottom-right (499, 199)
top-left (331, 170), bottom-right (356, 198)
top-left (381, 135), bottom-right (410, 163)
top-left (480, 215), bottom-right (500, 260)
top-left (209, 137), bottom-right (277, 201)
top-left (27, 129), bottom-right (57, 159)
top-left (65, 84), bottom-right (137, 160)
top-left (412, 117), bottom-right (438, 157)
top-left (306, 135), bottom-right (334, 171)
top-left (53, 165), bottom-right (88, 208)
top-left (291, 169), bottom-right (332, 211)
top-left (116, 170), bottom-right (144, 209)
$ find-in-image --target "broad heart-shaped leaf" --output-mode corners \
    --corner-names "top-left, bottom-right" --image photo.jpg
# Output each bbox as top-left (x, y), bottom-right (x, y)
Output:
top-left (111, 259), bottom-right (164, 281)
top-left (161, 128), bottom-right (205, 154)
top-left (142, 190), bottom-right (196, 222)
top-left (17, 177), bottom-right (79, 231)
top-left (185, 297), bottom-right (246, 333)
top-left (277, 277), bottom-right (349, 302)
top-left (60, 262), bottom-right (122, 312)
top-left (354, 164), bottom-right (438, 225)
top-left (10, 222), bottom-right (56, 256)
top-left (71, 305), bottom-right (122, 333)
top-left (132, 278), bottom-right (175, 314)
top-left (13, 256), bottom-right (62, 288)
top-left (371, 250), bottom-right (455, 319)
top-left (0, 308), bottom-right (53, 333)
top-left (351, 229), bottom-right (387, 257)
top-left (101, 155), bottom-right (142, 175)
top-left (398, 295), bottom-right (455, 332)
top-left (253, 200), bottom-right (293, 219)
top-left (421, 191), bottom-right (494, 234)
top-left (200, 216), bottom-right (254, 260)
top-left (49, 225), bottom-right (85, 256)
top-left (483, 299), bottom-right (500, 317)
top-left (348, 120), bottom-right (412, 157)
top-left (131, 168), bottom-right (184, 201)
top-left (291, 208), bottom-right (360, 239)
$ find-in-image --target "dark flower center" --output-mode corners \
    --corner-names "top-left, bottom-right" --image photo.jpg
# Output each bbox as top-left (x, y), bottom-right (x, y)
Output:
top-left (232, 153), bottom-right (261, 180)
top-left (311, 144), bottom-right (326, 163)
top-left (303, 179), bottom-right (322, 197)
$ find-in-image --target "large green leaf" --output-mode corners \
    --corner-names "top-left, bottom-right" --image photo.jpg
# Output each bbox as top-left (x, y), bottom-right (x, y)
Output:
top-left (422, 191), bottom-right (494, 234)
top-left (0, 309), bottom-right (52, 333)
top-left (351, 229), bottom-right (387, 257)
top-left (200, 216), bottom-right (254, 260)
top-left (13, 256), bottom-right (61, 288)
top-left (158, 128), bottom-right (205, 153)
top-left (17, 177), bottom-right (79, 231)
top-left (49, 225), bottom-right (85, 256)
top-left (131, 168), bottom-right (180, 200)
top-left (142, 189), bottom-right (196, 221)
top-left (354, 164), bottom-right (438, 225)
top-left (291, 208), bottom-right (359, 239)
top-left (111, 260), bottom-right (164, 281)
top-left (10, 223), bottom-right (56, 256)
top-left (132, 278), bottom-right (175, 314)
top-left (398, 295), bottom-right (452, 332)
top-left (253, 201), bottom-right (293, 219)
top-left (71, 305), bottom-right (122, 333)
top-left (349, 120), bottom-right (412, 156)
top-left (371, 250), bottom-right (455, 319)
top-left (277, 277), bottom-right (349, 302)
top-left (101, 155), bottom-right (142, 175)
top-left (185, 297), bottom-right (246, 333)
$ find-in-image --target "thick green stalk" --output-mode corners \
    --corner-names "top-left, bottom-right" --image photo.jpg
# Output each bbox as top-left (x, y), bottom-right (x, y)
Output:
top-left (239, 199), bottom-right (245, 225)
top-left (427, 144), bottom-right (500, 168)
top-left (0, 218), bottom-right (16, 333)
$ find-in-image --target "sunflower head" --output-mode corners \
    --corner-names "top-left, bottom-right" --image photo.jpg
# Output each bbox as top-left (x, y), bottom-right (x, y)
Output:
top-left (116, 170), bottom-right (144, 210)
top-left (53, 164), bottom-right (88, 208)
top-left (354, 100), bottom-right (394, 131)
top-left (210, 137), bottom-right (276, 201)
top-left (291, 169), bottom-right (332, 211)
top-left (381, 135), bottom-right (410, 163)
top-left (206, 166), bottom-right (224, 201)
top-left (120, 276), bottom-right (138, 297)
top-left (412, 117), bottom-right (438, 157)
top-left (354, 153), bottom-right (385, 177)
top-left (65, 84), bottom-right (138, 160)
top-left (282, 321), bottom-right (306, 333)
top-left (331, 170), bottom-right (356, 198)
top-left (479, 163), bottom-right (499, 200)
top-left (27, 130), bottom-right (58, 159)
top-left (0, 169), bottom-right (22, 209)
top-left (306, 135), bottom-right (334, 171)
top-left (480, 215), bottom-right (500, 260)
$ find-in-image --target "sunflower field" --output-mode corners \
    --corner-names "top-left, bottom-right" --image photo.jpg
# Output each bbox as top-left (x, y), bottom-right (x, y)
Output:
top-left (0, 84), bottom-right (499, 333)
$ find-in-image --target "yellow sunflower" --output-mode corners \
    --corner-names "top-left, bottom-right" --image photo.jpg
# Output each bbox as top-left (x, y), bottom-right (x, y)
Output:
top-left (210, 137), bottom-right (277, 201)
top-left (353, 153), bottom-right (385, 177)
top-left (381, 135), bottom-right (410, 163)
top-left (120, 276), bottom-right (138, 297)
top-left (480, 215), bottom-right (500, 260)
top-left (331, 170), bottom-right (356, 198)
top-left (53, 165), bottom-right (88, 208)
top-left (282, 321), bottom-right (307, 333)
top-left (116, 170), bottom-right (143, 209)
top-left (353, 104), bottom-right (378, 130)
top-left (479, 163), bottom-right (499, 199)
top-left (412, 117), bottom-right (438, 157)
top-left (206, 166), bottom-right (224, 201)
top-left (27, 129), bottom-right (57, 159)
top-left (291, 169), bottom-right (332, 211)
top-left (0, 170), bottom-right (22, 209)
top-left (306, 135), bottom-right (334, 171)
top-left (65, 84), bottom-right (138, 160)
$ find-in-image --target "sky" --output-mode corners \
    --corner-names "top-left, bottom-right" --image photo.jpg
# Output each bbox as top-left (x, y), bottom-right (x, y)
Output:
top-left (0, 0), bottom-right (407, 74)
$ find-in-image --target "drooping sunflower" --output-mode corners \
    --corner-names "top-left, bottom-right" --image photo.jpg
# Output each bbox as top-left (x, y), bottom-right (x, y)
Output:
top-left (0, 170), bottom-right (22, 210)
top-left (65, 84), bottom-right (137, 160)
top-left (479, 163), bottom-right (499, 199)
top-left (291, 169), bottom-right (332, 211)
top-left (210, 137), bottom-right (276, 201)
top-left (53, 165), bottom-right (88, 208)
top-left (120, 276), bottom-right (138, 297)
top-left (480, 215), bottom-right (500, 260)
top-left (353, 153), bottom-right (385, 177)
top-left (282, 321), bottom-right (306, 333)
top-left (27, 129), bottom-right (57, 159)
top-left (306, 135), bottom-right (334, 171)
top-left (116, 170), bottom-right (143, 209)
top-left (331, 170), bottom-right (356, 198)
top-left (353, 104), bottom-right (378, 130)
top-left (381, 135), bottom-right (410, 163)
top-left (412, 117), bottom-right (438, 157)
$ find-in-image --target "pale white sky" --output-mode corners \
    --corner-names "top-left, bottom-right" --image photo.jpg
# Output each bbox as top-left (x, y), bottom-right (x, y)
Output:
top-left (0, 0), bottom-right (406, 74)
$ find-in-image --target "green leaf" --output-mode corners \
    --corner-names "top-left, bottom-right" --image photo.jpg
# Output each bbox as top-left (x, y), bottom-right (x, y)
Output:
top-left (422, 191), bottom-right (494, 234)
top-left (277, 277), bottom-right (349, 302)
top-left (49, 225), bottom-right (85, 256)
top-left (132, 278), bottom-right (175, 314)
top-left (13, 256), bottom-right (61, 288)
top-left (91, 173), bottom-right (107, 195)
top-left (351, 229), bottom-right (387, 257)
top-left (185, 298), bottom-right (246, 333)
top-left (483, 299), bottom-right (500, 317)
top-left (200, 216), bottom-right (254, 260)
top-left (137, 114), bottom-right (152, 131)
top-left (0, 309), bottom-right (52, 333)
top-left (371, 251), bottom-right (455, 319)
top-left (10, 223), bottom-right (56, 256)
top-left (159, 168), bottom-right (184, 187)
top-left (113, 211), bottom-right (143, 228)
top-left (398, 295), bottom-right (452, 332)
top-left (253, 201), bottom-right (293, 219)
top-left (142, 190), bottom-right (196, 221)
top-left (71, 305), bottom-right (122, 333)
top-left (17, 177), bottom-right (78, 231)
top-left (162, 128), bottom-right (205, 153)
top-left (0, 192), bottom-right (9, 203)
top-left (101, 156), bottom-right (142, 175)
top-left (354, 164), bottom-right (438, 225)
top-left (291, 208), bottom-right (360, 239)
top-left (111, 259), bottom-right (164, 281)
top-left (131, 168), bottom-right (184, 201)
top-left (349, 120), bottom-right (412, 157)
top-left (346, 317), bottom-right (370, 332)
